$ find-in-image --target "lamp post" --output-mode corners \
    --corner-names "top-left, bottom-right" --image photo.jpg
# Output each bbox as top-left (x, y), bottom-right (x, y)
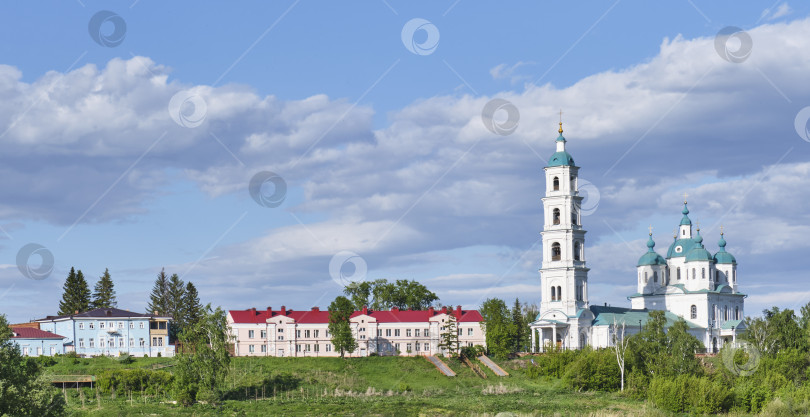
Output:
top-left (638, 320), bottom-right (642, 333)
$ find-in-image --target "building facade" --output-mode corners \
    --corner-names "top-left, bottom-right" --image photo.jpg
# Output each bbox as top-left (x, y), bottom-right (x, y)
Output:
top-left (10, 326), bottom-right (67, 356)
top-left (227, 305), bottom-right (485, 357)
top-left (36, 307), bottom-right (175, 357)
top-left (530, 123), bottom-right (744, 352)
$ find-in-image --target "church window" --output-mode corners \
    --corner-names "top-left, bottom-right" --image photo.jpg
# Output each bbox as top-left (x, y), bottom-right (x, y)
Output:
top-left (692, 268), bottom-right (696, 280)
top-left (653, 271), bottom-right (658, 283)
top-left (553, 208), bottom-right (561, 225)
top-left (702, 268), bottom-right (706, 279)
top-left (644, 272), bottom-right (648, 283)
top-left (557, 286), bottom-right (562, 301)
top-left (572, 211), bottom-right (577, 225)
top-left (551, 286), bottom-right (556, 301)
top-left (677, 267), bottom-right (681, 280)
top-left (735, 306), bottom-right (740, 320)
top-left (712, 305), bottom-right (717, 322)
top-left (724, 306), bottom-right (729, 321)
top-left (553, 176), bottom-right (560, 191)
top-left (733, 270), bottom-right (736, 283)
top-left (690, 305), bottom-right (697, 319)
top-left (551, 243), bottom-right (561, 261)
top-left (715, 270), bottom-right (719, 282)
top-left (574, 242), bottom-right (581, 261)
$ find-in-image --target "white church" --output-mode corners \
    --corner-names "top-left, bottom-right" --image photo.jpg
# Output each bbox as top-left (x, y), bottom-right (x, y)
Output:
top-left (530, 122), bottom-right (745, 353)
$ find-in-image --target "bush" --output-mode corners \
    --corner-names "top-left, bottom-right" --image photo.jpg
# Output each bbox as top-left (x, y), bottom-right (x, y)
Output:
top-left (562, 348), bottom-right (619, 392)
top-left (525, 349), bottom-right (580, 379)
top-left (460, 345), bottom-right (486, 360)
top-left (648, 375), bottom-right (730, 414)
top-left (117, 354), bottom-right (135, 364)
top-left (97, 369), bottom-right (174, 396)
top-left (34, 355), bottom-right (56, 367)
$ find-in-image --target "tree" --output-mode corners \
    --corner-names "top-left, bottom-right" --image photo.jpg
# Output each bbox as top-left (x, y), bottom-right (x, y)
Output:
top-left (743, 307), bottom-right (807, 356)
top-left (523, 302), bottom-right (539, 352)
top-left (146, 268), bottom-right (170, 315)
top-left (0, 314), bottom-right (66, 415)
top-left (328, 296), bottom-right (357, 358)
top-left (91, 268), bottom-right (117, 309)
top-left (439, 310), bottom-right (460, 356)
top-left (511, 298), bottom-right (529, 353)
top-left (479, 298), bottom-right (516, 359)
top-left (166, 274), bottom-right (187, 341)
top-left (627, 311), bottom-right (701, 379)
top-left (343, 279), bottom-right (438, 311)
top-left (611, 318), bottom-right (630, 391)
top-left (174, 305), bottom-right (231, 406)
top-left (183, 282), bottom-right (203, 330)
top-left (58, 267), bottom-right (91, 315)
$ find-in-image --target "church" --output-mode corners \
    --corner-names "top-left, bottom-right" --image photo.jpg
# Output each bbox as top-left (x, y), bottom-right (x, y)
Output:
top-left (529, 122), bottom-right (745, 353)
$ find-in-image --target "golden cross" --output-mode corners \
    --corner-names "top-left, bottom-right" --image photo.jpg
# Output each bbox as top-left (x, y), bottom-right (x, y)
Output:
top-left (558, 109), bottom-right (564, 134)
top-left (673, 228), bottom-right (677, 238)
top-left (648, 224), bottom-right (653, 236)
top-left (682, 192), bottom-right (689, 204)
top-left (696, 220), bottom-right (700, 231)
top-left (720, 225), bottom-right (724, 236)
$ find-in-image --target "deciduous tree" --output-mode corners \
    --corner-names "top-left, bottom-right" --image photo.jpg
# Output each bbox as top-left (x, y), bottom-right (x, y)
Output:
top-left (328, 296), bottom-right (357, 358)
top-left (174, 305), bottom-right (231, 406)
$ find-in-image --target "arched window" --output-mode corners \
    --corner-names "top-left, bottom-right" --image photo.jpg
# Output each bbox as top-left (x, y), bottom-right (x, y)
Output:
top-left (644, 272), bottom-right (648, 283)
top-left (557, 286), bottom-right (562, 300)
top-left (733, 270), bottom-right (736, 283)
top-left (677, 267), bottom-right (681, 280)
top-left (735, 306), bottom-right (740, 320)
top-left (724, 306), bottom-right (729, 321)
top-left (712, 305), bottom-right (717, 322)
top-left (715, 270), bottom-right (719, 282)
top-left (692, 268), bottom-right (696, 280)
top-left (690, 305), bottom-right (697, 319)
top-left (574, 242), bottom-right (581, 261)
top-left (551, 243), bottom-right (561, 261)
top-left (702, 268), bottom-right (706, 279)
top-left (653, 271), bottom-right (658, 283)
top-left (551, 286), bottom-right (556, 301)
top-left (572, 211), bottom-right (577, 225)
top-left (553, 208), bottom-right (561, 225)
top-left (553, 176), bottom-right (560, 191)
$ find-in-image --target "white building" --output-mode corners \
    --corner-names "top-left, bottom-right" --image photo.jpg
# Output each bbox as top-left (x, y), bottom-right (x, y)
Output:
top-left (530, 123), bottom-right (744, 352)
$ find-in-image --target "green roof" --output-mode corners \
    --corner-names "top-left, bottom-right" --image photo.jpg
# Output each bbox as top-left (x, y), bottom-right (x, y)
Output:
top-left (667, 238), bottom-right (699, 258)
top-left (638, 235), bottom-right (666, 266)
top-left (628, 283), bottom-right (746, 297)
top-left (714, 236), bottom-right (737, 264)
top-left (548, 151), bottom-right (575, 167)
top-left (685, 247), bottom-right (713, 262)
top-left (721, 319), bottom-right (745, 330)
top-left (590, 305), bottom-right (702, 329)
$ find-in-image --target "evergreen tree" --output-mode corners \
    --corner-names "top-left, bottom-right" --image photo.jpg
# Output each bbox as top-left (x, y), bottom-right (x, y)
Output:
top-left (57, 267), bottom-right (91, 315)
top-left (147, 268), bottom-right (170, 315)
top-left (511, 298), bottom-right (526, 353)
top-left (167, 274), bottom-right (187, 341)
top-left (91, 268), bottom-right (117, 309)
top-left (439, 311), bottom-right (460, 356)
top-left (183, 282), bottom-right (203, 329)
top-left (328, 296), bottom-right (357, 358)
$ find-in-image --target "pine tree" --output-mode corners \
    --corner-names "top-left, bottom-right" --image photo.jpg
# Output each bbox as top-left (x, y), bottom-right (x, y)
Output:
top-left (58, 267), bottom-right (91, 315)
top-left (511, 298), bottom-right (525, 353)
top-left (439, 311), bottom-right (460, 356)
top-left (167, 274), bottom-right (187, 341)
top-left (91, 268), bottom-right (117, 309)
top-left (183, 282), bottom-right (203, 329)
top-left (146, 268), bottom-right (170, 315)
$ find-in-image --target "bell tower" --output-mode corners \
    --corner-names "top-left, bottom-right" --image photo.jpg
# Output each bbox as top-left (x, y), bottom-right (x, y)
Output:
top-left (540, 121), bottom-right (589, 316)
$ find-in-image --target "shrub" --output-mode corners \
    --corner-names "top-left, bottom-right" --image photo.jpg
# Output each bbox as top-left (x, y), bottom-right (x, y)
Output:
top-left (648, 375), bottom-right (730, 414)
top-left (562, 348), bottom-right (619, 392)
top-left (117, 354), bottom-right (135, 364)
top-left (97, 369), bottom-right (174, 396)
top-left (35, 355), bottom-right (56, 367)
top-left (525, 349), bottom-right (579, 379)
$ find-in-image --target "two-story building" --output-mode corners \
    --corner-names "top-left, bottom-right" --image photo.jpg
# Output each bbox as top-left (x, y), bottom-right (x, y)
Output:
top-left (35, 307), bottom-right (174, 357)
top-left (227, 305), bottom-right (485, 357)
top-left (9, 326), bottom-right (67, 356)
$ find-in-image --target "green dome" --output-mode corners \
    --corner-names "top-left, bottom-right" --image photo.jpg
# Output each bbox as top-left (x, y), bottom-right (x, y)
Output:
top-left (714, 235), bottom-right (737, 264)
top-left (685, 247), bottom-right (713, 262)
top-left (638, 235), bottom-right (666, 266)
top-left (548, 151), bottom-right (575, 167)
top-left (680, 203), bottom-right (692, 226)
top-left (666, 238), bottom-right (698, 258)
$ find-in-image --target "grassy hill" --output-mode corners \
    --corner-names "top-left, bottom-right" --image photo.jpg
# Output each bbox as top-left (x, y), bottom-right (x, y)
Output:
top-left (43, 355), bottom-right (661, 416)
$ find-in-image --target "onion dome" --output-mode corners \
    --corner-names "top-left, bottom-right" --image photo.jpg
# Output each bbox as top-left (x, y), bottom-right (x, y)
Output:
top-left (638, 234), bottom-right (666, 266)
top-left (680, 202), bottom-right (692, 226)
top-left (685, 228), bottom-right (713, 262)
top-left (547, 121), bottom-right (575, 167)
top-left (713, 231), bottom-right (737, 264)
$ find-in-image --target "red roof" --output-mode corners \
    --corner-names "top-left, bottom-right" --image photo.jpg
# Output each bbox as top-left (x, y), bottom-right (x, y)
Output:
top-left (11, 326), bottom-right (64, 339)
top-left (229, 307), bottom-right (483, 324)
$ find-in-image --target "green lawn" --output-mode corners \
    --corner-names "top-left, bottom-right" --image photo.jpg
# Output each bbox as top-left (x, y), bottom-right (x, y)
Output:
top-left (45, 355), bottom-right (668, 416)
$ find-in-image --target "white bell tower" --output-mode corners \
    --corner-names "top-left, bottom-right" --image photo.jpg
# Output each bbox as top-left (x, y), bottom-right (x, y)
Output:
top-left (540, 121), bottom-right (589, 316)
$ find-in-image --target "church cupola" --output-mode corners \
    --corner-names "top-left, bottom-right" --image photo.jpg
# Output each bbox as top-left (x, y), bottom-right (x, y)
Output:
top-left (547, 121), bottom-right (575, 167)
top-left (679, 201), bottom-right (692, 239)
top-left (713, 227), bottom-right (738, 292)
top-left (637, 229), bottom-right (667, 294)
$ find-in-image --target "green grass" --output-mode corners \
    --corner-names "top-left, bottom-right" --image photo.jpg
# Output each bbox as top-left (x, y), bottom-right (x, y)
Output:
top-left (46, 355), bottom-right (665, 416)
top-left (44, 355), bottom-right (175, 375)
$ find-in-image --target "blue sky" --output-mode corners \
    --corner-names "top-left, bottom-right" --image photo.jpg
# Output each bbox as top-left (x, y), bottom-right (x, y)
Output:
top-left (1, 1), bottom-right (810, 323)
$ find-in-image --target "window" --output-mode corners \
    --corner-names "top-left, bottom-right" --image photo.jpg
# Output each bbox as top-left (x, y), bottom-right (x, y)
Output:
top-left (129, 338), bottom-right (134, 347)
top-left (557, 286), bottom-right (562, 301)
top-left (712, 305), bottom-right (717, 322)
top-left (296, 345), bottom-right (301, 352)
top-left (733, 270), bottom-right (736, 283)
top-left (262, 345), bottom-right (268, 353)
top-left (118, 322), bottom-right (123, 329)
top-left (395, 343), bottom-right (400, 352)
top-left (468, 328), bottom-right (473, 336)
top-left (574, 242), bottom-right (581, 261)
top-left (305, 330), bottom-right (310, 338)
top-left (130, 322), bottom-right (134, 329)
top-left (314, 330), bottom-right (319, 338)
top-left (249, 345), bottom-right (255, 353)
top-left (553, 208), bottom-right (561, 225)
top-left (690, 305), bottom-right (697, 319)
top-left (278, 328), bottom-right (283, 333)
top-left (261, 330), bottom-right (267, 339)
top-left (551, 242), bottom-right (561, 261)
top-left (314, 344), bottom-right (319, 352)
top-left (415, 329), bottom-right (420, 337)
top-left (424, 343), bottom-right (429, 351)
top-left (677, 267), bottom-right (681, 280)
top-left (249, 330), bottom-right (255, 339)
top-left (715, 271), bottom-right (719, 282)
top-left (326, 344), bottom-right (332, 352)
top-left (139, 322), bottom-right (144, 329)
top-left (296, 330), bottom-right (301, 338)
top-left (306, 344), bottom-right (311, 352)
top-left (425, 329), bottom-right (429, 337)
top-left (553, 176), bottom-right (560, 191)
top-left (724, 306), bottom-right (729, 321)
top-left (89, 322), bottom-right (95, 329)
top-left (551, 286), bottom-right (556, 301)
top-left (735, 306), bottom-right (740, 320)
top-left (378, 329), bottom-right (383, 337)
top-left (360, 334), bottom-right (366, 339)
top-left (139, 338), bottom-right (145, 347)
top-left (415, 342), bottom-right (420, 352)
top-left (692, 268), bottom-right (696, 280)
top-left (386, 329), bottom-right (392, 337)
top-left (702, 268), bottom-right (706, 279)
top-left (150, 322), bottom-right (158, 330)
top-left (159, 322), bottom-right (166, 330)
top-left (79, 338), bottom-right (85, 348)
top-left (119, 338), bottom-right (124, 348)
top-left (644, 272), bottom-right (648, 283)
top-left (457, 328), bottom-right (463, 336)
top-left (406, 329), bottom-right (412, 337)
top-left (654, 271), bottom-right (659, 283)
top-left (395, 329), bottom-right (401, 337)
top-left (89, 338), bottom-right (95, 348)
top-left (79, 323), bottom-right (84, 330)
top-left (572, 210), bottom-right (577, 225)
top-left (99, 338), bottom-right (105, 348)
top-left (278, 336), bottom-right (284, 341)
top-left (406, 343), bottom-right (412, 352)
top-left (100, 322), bottom-right (105, 329)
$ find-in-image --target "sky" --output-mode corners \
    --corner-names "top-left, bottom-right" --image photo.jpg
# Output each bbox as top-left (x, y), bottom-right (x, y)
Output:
top-left (1, 1), bottom-right (810, 324)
